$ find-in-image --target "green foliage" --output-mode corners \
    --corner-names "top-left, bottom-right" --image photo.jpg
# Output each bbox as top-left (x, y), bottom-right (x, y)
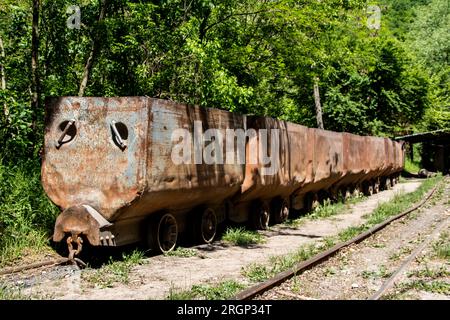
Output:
top-left (0, 285), bottom-right (30, 300)
top-left (404, 158), bottom-right (421, 174)
top-left (164, 247), bottom-right (198, 258)
top-left (167, 280), bottom-right (244, 300)
top-left (398, 280), bottom-right (450, 295)
top-left (1, 0), bottom-right (446, 166)
top-left (222, 227), bottom-right (264, 246)
top-left (82, 250), bottom-right (145, 288)
top-left (285, 192), bottom-right (365, 227)
top-left (0, 161), bottom-right (58, 266)
top-left (432, 232), bottom-right (450, 260)
top-left (190, 280), bottom-right (245, 300)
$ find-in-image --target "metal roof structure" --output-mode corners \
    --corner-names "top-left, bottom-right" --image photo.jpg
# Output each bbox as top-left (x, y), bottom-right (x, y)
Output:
top-left (394, 129), bottom-right (450, 144)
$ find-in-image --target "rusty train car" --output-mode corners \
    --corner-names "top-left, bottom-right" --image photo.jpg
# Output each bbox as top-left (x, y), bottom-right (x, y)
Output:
top-left (42, 97), bottom-right (404, 255)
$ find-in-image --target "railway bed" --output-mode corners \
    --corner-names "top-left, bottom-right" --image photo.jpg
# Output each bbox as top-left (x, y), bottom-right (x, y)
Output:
top-left (249, 179), bottom-right (448, 300)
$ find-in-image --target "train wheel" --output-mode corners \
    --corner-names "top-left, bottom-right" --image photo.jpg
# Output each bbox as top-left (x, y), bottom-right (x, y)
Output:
top-left (147, 213), bottom-right (178, 253)
top-left (363, 182), bottom-right (373, 196)
top-left (197, 208), bottom-right (217, 244)
top-left (385, 178), bottom-right (392, 190)
top-left (251, 201), bottom-right (270, 230)
top-left (302, 193), bottom-right (314, 213)
top-left (344, 188), bottom-right (352, 200)
top-left (373, 180), bottom-right (380, 194)
top-left (311, 193), bottom-right (320, 210)
top-left (271, 198), bottom-right (289, 224)
top-left (353, 186), bottom-right (361, 197)
top-left (390, 177), bottom-right (396, 187)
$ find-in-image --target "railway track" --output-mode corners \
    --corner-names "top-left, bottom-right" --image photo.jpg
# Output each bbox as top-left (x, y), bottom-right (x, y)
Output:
top-left (0, 253), bottom-right (86, 277)
top-left (233, 181), bottom-right (443, 300)
top-left (0, 257), bottom-right (71, 276)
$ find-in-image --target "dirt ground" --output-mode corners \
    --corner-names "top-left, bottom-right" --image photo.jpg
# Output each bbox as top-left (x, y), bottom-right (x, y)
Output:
top-left (1, 180), bottom-right (429, 300)
top-left (259, 180), bottom-right (449, 300)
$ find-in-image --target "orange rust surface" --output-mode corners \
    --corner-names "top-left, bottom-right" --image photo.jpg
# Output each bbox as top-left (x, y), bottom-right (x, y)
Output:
top-left (43, 97), bottom-right (405, 241)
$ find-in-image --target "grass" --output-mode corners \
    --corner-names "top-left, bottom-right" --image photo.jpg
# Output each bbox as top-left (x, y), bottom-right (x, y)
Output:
top-left (0, 285), bottom-right (29, 300)
top-left (361, 265), bottom-right (391, 279)
top-left (167, 280), bottom-right (245, 300)
top-left (403, 144), bottom-right (422, 174)
top-left (407, 267), bottom-right (450, 279)
top-left (389, 246), bottom-right (413, 261)
top-left (432, 232), bottom-right (450, 260)
top-left (397, 280), bottom-right (450, 295)
top-left (221, 227), bottom-right (265, 246)
top-left (285, 193), bottom-right (366, 227)
top-left (82, 250), bottom-right (145, 288)
top-left (404, 158), bottom-right (421, 174)
top-left (164, 247), bottom-right (198, 258)
top-left (0, 162), bottom-right (59, 266)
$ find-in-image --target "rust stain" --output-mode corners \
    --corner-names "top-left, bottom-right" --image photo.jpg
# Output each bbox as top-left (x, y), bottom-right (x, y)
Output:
top-left (42, 97), bottom-right (405, 246)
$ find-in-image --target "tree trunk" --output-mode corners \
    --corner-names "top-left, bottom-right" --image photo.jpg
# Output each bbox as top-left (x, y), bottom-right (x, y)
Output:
top-left (313, 77), bottom-right (324, 130)
top-left (78, 0), bottom-right (107, 96)
top-left (0, 35), bottom-right (8, 121)
top-left (31, 0), bottom-right (40, 123)
top-left (0, 36), bottom-right (5, 91)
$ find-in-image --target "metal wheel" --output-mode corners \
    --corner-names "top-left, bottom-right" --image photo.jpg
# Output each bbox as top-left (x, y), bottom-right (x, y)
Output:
top-left (251, 201), bottom-right (270, 230)
top-left (385, 178), bottom-right (392, 190)
top-left (272, 198), bottom-right (289, 224)
top-left (390, 177), bottom-right (396, 187)
top-left (198, 208), bottom-right (217, 244)
top-left (363, 181), bottom-right (373, 196)
top-left (373, 180), bottom-right (380, 194)
top-left (148, 213), bottom-right (178, 253)
top-left (344, 188), bottom-right (352, 200)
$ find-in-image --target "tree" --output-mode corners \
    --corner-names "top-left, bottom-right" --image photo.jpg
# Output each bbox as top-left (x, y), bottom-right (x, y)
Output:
top-left (31, 0), bottom-right (40, 130)
top-left (78, 0), bottom-right (107, 96)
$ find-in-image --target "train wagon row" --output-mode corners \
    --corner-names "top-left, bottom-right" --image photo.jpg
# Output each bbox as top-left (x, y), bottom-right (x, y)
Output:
top-left (41, 97), bottom-right (404, 254)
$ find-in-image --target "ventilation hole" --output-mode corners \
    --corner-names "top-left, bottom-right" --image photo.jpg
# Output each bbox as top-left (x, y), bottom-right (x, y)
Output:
top-left (58, 120), bottom-right (77, 143)
top-left (115, 122), bottom-right (128, 140)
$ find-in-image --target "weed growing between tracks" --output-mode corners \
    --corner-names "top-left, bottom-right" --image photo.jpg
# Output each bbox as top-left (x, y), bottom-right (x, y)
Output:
top-left (432, 232), bottom-right (450, 260)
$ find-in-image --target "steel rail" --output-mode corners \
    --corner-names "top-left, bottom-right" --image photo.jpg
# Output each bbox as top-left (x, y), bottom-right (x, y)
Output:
top-left (0, 257), bottom-right (70, 276)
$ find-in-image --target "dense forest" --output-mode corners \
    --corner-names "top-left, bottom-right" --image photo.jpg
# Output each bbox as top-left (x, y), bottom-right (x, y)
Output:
top-left (0, 1), bottom-right (448, 263)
